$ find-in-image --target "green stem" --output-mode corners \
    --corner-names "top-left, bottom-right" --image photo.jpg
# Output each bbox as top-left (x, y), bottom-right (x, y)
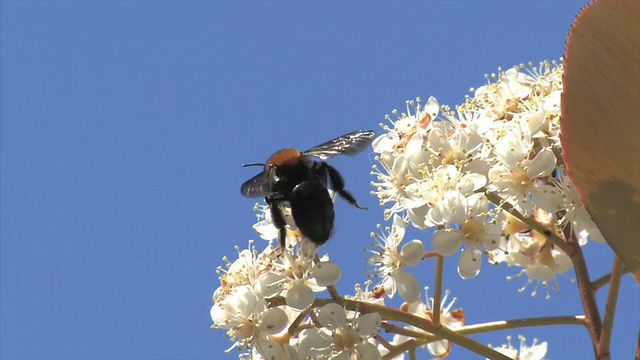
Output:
top-left (381, 339), bottom-right (422, 360)
top-left (456, 315), bottom-right (586, 335)
top-left (593, 267), bottom-right (630, 291)
top-left (597, 255), bottom-right (624, 358)
top-left (433, 255), bottom-right (444, 328)
top-left (379, 322), bottom-right (430, 340)
top-left (434, 326), bottom-right (511, 360)
top-left (409, 348), bottom-right (417, 360)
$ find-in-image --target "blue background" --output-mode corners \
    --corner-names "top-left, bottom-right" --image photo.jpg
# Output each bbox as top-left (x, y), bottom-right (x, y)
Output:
top-left (2, 1), bottom-right (637, 359)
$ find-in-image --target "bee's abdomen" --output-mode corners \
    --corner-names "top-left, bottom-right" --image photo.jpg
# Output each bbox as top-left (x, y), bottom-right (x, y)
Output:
top-left (289, 180), bottom-right (334, 245)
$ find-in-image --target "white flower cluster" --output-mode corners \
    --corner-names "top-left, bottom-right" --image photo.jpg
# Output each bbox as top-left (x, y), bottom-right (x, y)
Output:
top-left (371, 60), bottom-right (603, 297)
top-left (210, 237), bottom-right (384, 359)
top-left (210, 60), bottom-right (602, 358)
top-left (212, 212), bottom-right (464, 359)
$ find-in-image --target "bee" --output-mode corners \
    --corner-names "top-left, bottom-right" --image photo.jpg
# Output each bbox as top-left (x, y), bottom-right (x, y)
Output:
top-left (241, 129), bottom-right (376, 249)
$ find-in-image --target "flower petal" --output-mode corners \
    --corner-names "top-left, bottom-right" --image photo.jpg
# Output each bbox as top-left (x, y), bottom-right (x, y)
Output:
top-left (427, 339), bottom-right (450, 357)
top-left (258, 307), bottom-right (289, 335)
top-left (400, 239), bottom-right (425, 267)
top-left (395, 271), bottom-right (420, 303)
top-left (440, 191), bottom-right (468, 224)
top-left (210, 304), bottom-right (227, 325)
top-left (521, 341), bottom-right (548, 359)
top-left (354, 312), bottom-right (382, 337)
top-left (372, 133), bottom-right (398, 154)
top-left (256, 272), bottom-right (286, 298)
top-left (517, 110), bottom-right (545, 135)
top-left (285, 283), bottom-right (315, 310)
top-left (405, 132), bottom-right (425, 156)
top-left (524, 264), bottom-right (555, 281)
top-left (355, 342), bottom-right (382, 360)
top-left (311, 261), bottom-right (342, 286)
top-left (318, 303), bottom-right (347, 329)
top-left (432, 229), bottom-right (463, 256)
top-left (458, 246), bottom-right (482, 279)
top-left (390, 214), bottom-right (407, 245)
top-left (479, 223), bottom-right (501, 251)
top-left (407, 203), bottom-right (429, 229)
top-left (297, 328), bottom-right (332, 356)
top-left (527, 148), bottom-right (556, 178)
top-left (424, 96), bottom-right (440, 120)
top-left (255, 338), bottom-right (284, 360)
top-left (531, 184), bottom-right (563, 212)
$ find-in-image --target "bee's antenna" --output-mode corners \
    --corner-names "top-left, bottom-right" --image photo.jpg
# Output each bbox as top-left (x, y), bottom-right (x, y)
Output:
top-left (242, 163), bottom-right (265, 167)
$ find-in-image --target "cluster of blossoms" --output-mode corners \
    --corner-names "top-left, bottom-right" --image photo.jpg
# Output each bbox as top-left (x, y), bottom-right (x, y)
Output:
top-left (211, 214), bottom-right (386, 359)
top-left (371, 60), bottom-right (603, 298)
top-left (210, 60), bottom-right (608, 358)
top-left (212, 206), bottom-right (470, 358)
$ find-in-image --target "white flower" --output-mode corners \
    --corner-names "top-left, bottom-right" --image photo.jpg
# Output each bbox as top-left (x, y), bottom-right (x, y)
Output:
top-left (210, 285), bottom-right (289, 357)
top-left (475, 67), bottom-right (532, 119)
top-left (297, 327), bottom-right (333, 358)
top-left (431, 193), bottom-right (502, 279)
top-left (489, 124), bottom-right (556, 217)
top-left (371, 153), bottom-right (421, 220)
top-left (374, 97), bottom-right (439, 155)
top-left (299, 304), bottom-right (382, 359)
top-left (493, 230), bottom-right (573, 299)
top-left (215, 241), bottom-right (278, 295)
top-left (403, 164), bottom-right (486, 228)
top-left (403, 289), bottom-right (464, 358)
top-left (489, 335), bottom-right (548, 360)
top-left (367, 215), bottom-right (423, 302)
top-left (514, 109), bottom-right (546, 137)
top-left (443, 104), bottom-right (496, 136)
top-left (271, 253), bottom-right (337, 310)
top-left (426, 123), bottom-right (483, 169)
top-left (344, 281), bottom-right (386, 306)
top-left (532, 174), bottom-right (605, 244)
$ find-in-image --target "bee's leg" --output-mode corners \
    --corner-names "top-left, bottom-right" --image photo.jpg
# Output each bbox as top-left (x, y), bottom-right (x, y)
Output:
top-left (266, 195), bottom-right (288, 249)
top-left (325, 164), bottom-right (367, 210)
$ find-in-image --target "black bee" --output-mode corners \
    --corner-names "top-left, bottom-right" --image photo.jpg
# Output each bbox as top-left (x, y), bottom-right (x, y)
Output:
top-left (241, 129), bottom-right (376, 248)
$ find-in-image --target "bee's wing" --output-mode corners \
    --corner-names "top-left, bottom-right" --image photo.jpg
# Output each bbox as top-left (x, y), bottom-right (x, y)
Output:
top-left (302, 129), bottom-right (376, 160)
top-left (240, 171), bottom-right (271, 198)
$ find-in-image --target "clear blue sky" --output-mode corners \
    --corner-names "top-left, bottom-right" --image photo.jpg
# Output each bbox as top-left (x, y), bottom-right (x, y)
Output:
top-left (2, 1), bottom-right (637, 359)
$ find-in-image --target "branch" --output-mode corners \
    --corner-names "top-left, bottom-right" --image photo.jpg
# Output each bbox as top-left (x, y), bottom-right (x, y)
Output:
top-left (592, 267), bottom-right (630, 291)
top-left (433, 254), bottom-right (444, 328)
top-left (434, 326), bottom-right (511, 360)
top-left (456, 315), bottom-right (586, 335)
top-left (562, 226), bottom-right (603, 356)
top-left (483, 189), bottom-right (603, 355)
top-left (597, 255), bottom-right (624, 358)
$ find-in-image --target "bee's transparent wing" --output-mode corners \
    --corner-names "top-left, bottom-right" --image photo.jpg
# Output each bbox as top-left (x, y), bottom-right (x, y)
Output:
top-left (240, 171), bottom-right (270, 198)
top-left (302, 129), bottom-right (376, 160)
